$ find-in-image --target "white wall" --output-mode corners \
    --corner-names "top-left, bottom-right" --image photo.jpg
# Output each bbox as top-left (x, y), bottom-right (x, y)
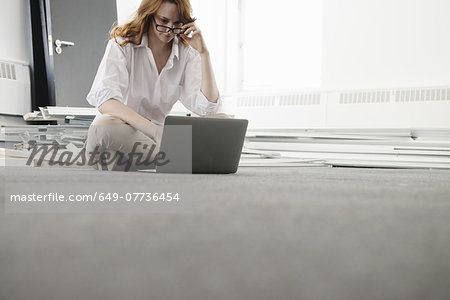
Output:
top-left (116, 0), bottom-right (139, 25)
top-left (0, 0), bottom-right (31, 115)
top-left (322, 0), bottom-right (450, 90)
top-left (0, 0), bottom-right (30, 64)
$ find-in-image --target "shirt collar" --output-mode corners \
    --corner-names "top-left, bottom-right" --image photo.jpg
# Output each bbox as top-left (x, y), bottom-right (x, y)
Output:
top-left (135, 34), bottom-right (179, 60)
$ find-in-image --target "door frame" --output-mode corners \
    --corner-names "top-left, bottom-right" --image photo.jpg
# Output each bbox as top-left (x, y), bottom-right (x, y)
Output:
top-left (28, 0), bottom-right (56, 109)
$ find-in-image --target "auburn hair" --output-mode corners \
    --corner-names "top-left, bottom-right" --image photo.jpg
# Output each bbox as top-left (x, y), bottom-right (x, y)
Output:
top-left (110, 0), bottom-right (195, 47)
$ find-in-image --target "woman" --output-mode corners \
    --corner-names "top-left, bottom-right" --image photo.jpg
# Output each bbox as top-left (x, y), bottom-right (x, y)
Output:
top-left (84, 0), bottom-right (220, 171)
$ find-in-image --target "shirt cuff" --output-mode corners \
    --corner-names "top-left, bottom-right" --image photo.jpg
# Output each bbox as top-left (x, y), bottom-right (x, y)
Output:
top-left (195, 90), bottom-right (221, 116)
top-left (86, 88), bottom-right (124, 109)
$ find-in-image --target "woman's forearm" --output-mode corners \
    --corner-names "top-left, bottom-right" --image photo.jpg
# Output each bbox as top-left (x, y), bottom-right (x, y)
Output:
top-left (200, 51), bottom-right (219, 103)
top-left (98, 99), bottom-right (160, 140)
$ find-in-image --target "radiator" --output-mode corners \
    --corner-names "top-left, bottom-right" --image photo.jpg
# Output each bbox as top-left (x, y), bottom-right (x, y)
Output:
top-left (0, 58), bottom-right (31, 116)
top-left (233, 86), bottom-right (450, 129)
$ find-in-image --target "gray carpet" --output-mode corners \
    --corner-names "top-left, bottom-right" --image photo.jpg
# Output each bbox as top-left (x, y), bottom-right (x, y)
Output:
top-left (1, 166), bottom-right (450, 300)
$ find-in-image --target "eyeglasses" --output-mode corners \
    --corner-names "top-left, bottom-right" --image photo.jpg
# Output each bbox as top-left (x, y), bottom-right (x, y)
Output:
top-left (153, 16), bottom-right (184, 34)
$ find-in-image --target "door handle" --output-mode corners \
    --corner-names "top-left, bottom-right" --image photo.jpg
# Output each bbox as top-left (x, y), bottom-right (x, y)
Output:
top-left (54, 39), bottom-right (75, 54)
top-left (55, 40), bottom-right (75, 47)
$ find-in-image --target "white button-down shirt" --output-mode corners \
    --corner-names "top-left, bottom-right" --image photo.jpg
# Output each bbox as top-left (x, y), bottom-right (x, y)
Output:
top-left (86, 35), bottom-right (220, 126)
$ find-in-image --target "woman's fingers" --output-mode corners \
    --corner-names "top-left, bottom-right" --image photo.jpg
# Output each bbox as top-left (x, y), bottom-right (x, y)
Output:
top-left (181, 22), bottom-right (196, 30)
top-left (184, 28), bottom-right (202, 39)
top-left (183, 26), bottom-right (197, 36)
top-left (181, 23), bottom-right (200, 36)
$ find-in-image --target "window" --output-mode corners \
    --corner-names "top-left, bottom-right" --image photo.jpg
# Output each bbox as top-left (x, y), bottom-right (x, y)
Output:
top-left (240, 0), bottom-right (323, 91)
top-left (117, 0), bottom-right (322, 93)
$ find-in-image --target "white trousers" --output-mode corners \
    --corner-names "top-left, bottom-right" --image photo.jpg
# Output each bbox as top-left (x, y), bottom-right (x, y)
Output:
top-left (84, 114), bottom-right (163, 171)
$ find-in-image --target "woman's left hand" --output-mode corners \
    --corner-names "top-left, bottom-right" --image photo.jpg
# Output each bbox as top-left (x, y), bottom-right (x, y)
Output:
top-left (179, 22), bottom-right (208, 54)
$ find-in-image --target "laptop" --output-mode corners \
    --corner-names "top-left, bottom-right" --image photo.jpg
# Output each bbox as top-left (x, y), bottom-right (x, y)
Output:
top-left (155, 115), bottom-right (248, 174)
